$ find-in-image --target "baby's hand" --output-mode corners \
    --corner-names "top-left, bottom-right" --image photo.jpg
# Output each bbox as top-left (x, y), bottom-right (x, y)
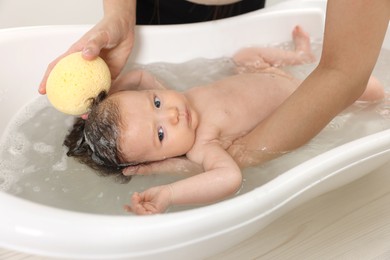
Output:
top-left (124, 185), bottom-right (174, 215)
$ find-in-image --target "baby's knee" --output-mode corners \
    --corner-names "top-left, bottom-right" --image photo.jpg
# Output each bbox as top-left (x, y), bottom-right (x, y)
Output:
top-left (358, 76), bottom-right (385, 102)
top-left (232, 48), bottom-right (270, 72)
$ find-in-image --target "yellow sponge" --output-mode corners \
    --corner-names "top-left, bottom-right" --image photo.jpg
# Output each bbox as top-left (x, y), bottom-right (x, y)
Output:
top-left (46, 52), bottom-right (111, 115)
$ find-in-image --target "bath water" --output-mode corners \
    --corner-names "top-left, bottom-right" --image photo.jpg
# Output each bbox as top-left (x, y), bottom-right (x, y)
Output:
top-left (1, 40), bottom-right (390, 215)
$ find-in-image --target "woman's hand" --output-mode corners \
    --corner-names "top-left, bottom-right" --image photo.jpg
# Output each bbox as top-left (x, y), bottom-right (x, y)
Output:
top-left (39, 0), bottom-right (136, 94)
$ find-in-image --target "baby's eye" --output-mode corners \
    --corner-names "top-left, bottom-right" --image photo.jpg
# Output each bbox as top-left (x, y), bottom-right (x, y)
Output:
top-left (154, 96), bottom-right (161, 108)
top-left (158, 127), bottom-right (164, 142)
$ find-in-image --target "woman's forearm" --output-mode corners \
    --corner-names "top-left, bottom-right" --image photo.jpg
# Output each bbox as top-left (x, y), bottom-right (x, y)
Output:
top-left (285, 0), bottom-right (390, 142)
top-left (320, 0), bottom-right (389, 98)
top-left (103, 0), bottom-right (136, 26)
top-left (229, 0), bottom-right (390, 166)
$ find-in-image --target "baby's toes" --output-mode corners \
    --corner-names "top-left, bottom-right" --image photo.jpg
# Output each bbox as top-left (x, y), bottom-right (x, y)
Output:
top-left (293, 26), bottom-right (310, 40)
top-left (293, 26), bottom-right (311, 50)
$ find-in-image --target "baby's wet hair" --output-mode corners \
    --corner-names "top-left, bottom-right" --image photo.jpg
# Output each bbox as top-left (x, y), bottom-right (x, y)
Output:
top-left (63, 91), bottom-right (132, 183)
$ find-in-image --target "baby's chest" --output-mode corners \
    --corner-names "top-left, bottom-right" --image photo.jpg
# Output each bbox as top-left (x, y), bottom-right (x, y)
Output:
top-left (205, 98), bottom-right (264, 131)
top-left (199, 109), bottom-right (257, 149)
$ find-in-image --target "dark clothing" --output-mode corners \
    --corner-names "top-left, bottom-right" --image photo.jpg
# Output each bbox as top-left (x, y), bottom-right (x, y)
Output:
top-left (136, 0), bottom-right (266, 25)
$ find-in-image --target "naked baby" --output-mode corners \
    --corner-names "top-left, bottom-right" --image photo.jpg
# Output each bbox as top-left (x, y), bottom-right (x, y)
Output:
top-left (64, 26), bottom-right (384, 215)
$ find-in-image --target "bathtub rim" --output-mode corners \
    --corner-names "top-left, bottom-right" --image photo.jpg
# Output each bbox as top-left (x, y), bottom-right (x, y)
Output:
top-left (2, 0), bottom-right (390, 258)
top-left (1, 128), bottom-right (390, 258)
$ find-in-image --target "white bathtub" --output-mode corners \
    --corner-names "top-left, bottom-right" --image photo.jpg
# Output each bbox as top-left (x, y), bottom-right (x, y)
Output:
top-left (1, 1), bottom-right (390, 259)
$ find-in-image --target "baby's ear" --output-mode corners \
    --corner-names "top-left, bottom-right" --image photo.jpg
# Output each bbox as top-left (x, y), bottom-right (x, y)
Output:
top-left (81, 113), bottom-right (89, 120)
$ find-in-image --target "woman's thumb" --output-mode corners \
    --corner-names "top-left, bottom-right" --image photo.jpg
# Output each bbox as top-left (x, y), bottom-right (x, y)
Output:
top-left (82, 31), bottom-right (110, 60)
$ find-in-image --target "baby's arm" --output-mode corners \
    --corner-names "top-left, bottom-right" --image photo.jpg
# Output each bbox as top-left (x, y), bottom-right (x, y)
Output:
top-left (122, 156), bottom-right (203, 176)
top-left (126, 145), bottom-right (242, 215)
top-left (109, 69), bottom-right (167, 94)
top-left (233, 26), bottom-right (315, 71)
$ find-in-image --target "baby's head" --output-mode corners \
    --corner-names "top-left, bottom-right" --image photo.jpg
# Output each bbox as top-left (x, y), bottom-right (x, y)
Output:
top-left (64, 88), bottom-right (198, 180)
top-left (64, 91), bottom-right (132, 182)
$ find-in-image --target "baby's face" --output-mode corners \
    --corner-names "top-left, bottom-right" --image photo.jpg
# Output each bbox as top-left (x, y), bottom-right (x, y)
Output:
top-left (112, 89), bottom-right (198, 163)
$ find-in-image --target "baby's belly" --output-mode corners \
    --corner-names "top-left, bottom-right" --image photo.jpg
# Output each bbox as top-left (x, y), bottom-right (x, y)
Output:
top-left (222, 73), bottom-right (297, 122)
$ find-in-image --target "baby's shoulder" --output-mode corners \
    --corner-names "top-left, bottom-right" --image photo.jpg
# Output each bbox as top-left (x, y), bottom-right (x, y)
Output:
top-left (186, 144), bottom-right (204, 165)
top-left (187, 132), bottom-right (221, 163)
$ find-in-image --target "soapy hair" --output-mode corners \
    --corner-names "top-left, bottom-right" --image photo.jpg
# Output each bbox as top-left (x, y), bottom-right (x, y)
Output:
top-left (63, 91), bottom-right (132, 183)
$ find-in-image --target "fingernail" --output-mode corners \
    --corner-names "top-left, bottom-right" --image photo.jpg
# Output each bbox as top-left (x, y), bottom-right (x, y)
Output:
top-left (38, 86), bottom-right (45, 94)
top-left (82, 47), bottom-right (94, 58)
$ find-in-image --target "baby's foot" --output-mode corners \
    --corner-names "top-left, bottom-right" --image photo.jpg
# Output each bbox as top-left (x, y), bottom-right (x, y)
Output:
top-left (292, 26), bottom-right (316, 63)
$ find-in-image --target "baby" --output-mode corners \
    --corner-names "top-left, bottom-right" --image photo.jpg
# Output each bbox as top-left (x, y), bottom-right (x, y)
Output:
top-left (64, 26), bottom-right (384, 215)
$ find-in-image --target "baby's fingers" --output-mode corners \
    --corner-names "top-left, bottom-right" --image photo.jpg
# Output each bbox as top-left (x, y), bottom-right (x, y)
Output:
top-left (123, 192), bottom-right (149, 215)
top-left (143, 203), bottom-right (160, 214)
top-left (123, 204), bottom-right (152, 215)
top-left (123, 192), bottom-right (140, 212)
top-left (123, 204), bottom-right (132, 212)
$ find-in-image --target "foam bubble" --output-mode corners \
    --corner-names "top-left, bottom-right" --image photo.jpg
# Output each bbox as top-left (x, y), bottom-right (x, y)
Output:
top-left (0, 168), bottom-right (19, 192)
top-left (6, 132), bottom-right (30, 156)
top-left (9, 97), bottom-right (49, 129)
top-left (64, 116), bottom-right (75, 128)
top-left (52, 153), bottom-right (68, 171)
top-left (33, 142), bottom-right (55, 154)
top-left (22, 165), bottom-right (38, 174)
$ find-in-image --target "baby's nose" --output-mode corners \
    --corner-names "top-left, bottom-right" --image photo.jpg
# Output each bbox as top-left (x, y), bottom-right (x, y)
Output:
top-left (162, 107), bottom-right (179, 125)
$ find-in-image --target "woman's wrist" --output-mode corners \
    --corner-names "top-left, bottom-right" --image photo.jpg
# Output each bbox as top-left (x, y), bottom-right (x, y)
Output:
top-left (103, 0), bottom-right (136, 26)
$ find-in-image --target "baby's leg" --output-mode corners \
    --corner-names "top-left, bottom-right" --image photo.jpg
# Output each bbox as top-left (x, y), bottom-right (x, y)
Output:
top-left (291, 26), bottom-right (316, 64)
top-left (233, 25), bottom-right (316, 72)
top-left (357, 76), bottom-right (385, 102)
